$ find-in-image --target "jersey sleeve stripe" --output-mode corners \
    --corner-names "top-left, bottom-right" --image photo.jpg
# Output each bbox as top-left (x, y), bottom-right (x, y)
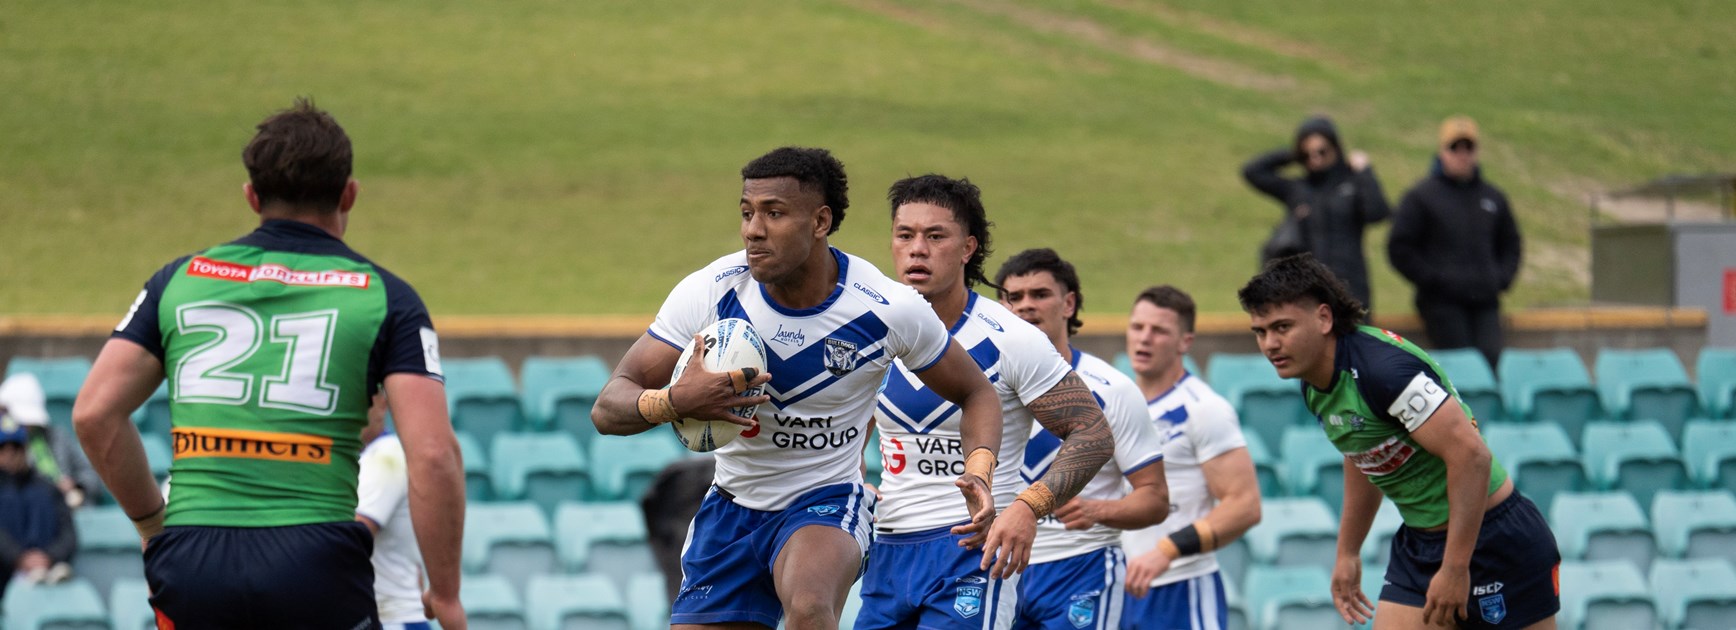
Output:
top-left (646, 327), bottom-right (685, 351)
top-left (910, 339), bottom-right (950, 373)
top-left (1121, 454), bottom-right (1165, 478)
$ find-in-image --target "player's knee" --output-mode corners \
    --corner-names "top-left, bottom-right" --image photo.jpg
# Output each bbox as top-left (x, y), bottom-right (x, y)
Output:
top-left (782, 591), bottom-right (841, 630)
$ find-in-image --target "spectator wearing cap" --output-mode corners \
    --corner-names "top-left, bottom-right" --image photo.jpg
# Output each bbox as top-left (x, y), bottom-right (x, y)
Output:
top-left (1388, 116), bottom-right (1523, 366)
top-left (0, 374), bottom-right (101, 508)
top-left (0, 416), bottom-right (79, 600)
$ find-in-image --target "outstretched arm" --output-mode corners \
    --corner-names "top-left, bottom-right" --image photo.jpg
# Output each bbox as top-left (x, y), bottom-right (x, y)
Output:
top-left (1241, 149), bottom-right (1300, 203)
top-left (387, 373), bottom-right (468, 630)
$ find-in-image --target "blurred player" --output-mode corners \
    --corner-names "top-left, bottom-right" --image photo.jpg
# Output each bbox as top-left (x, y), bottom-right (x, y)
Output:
top-left (356, 394), bottom-right (431, 630)
top-left (1238, 254), bottom-right (1558, 629)
top-left (72, 98), bottom-right (467, 629)
top-left (860, 175), bottom-right (1114, 630)
top-left (1120, 286), bottom-right (1262, 630)
top-left (994, 248), bottom-right (1170, 630)
top-left (591, 147), bottom-right (1004, 630)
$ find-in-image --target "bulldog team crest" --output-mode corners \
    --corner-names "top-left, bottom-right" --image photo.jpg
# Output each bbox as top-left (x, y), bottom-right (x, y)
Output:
top-left (823, 338), bottom-right (859, 376)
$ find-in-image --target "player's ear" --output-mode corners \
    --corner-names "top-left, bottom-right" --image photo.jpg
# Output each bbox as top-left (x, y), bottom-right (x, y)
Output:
top-left (339, 179), bottom-right (359, 213)
top-left (962, 235), bottom-right (978, 264)
top-left (812, 205), bottom-right (832, 238)
top-left (244, 183), bottom-right (262, 214)
top-left (1316, 301), bottom-right (1334, 335)
top-left (1063, 291), bottom-right (1077, 319)
top-left (1179, 331), bottom-right (1196, 355)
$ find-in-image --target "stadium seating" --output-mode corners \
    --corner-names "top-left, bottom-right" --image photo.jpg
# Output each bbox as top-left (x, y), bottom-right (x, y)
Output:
top-left (130, 382), bottom-right (171, 437)
top-left (141, 432), bottom-right (173, 482)
top-left (1207, 353), bottom-right (1312, 452)
top-left (1, 577), bottom-right (108, 630)
top-left (444, 357), bottom-right (524, 446)
top-left (1242, 431), bottom-right (1282, 499)
top-left (1595, 348), bottom-right (1699, 437)
top-left (1682, 420), bottom-right (1736, 492)
top-left (554, 502), bottom-right (654, 587)
top-left (462, 573), bottom-right (530, 630)
top-left (1551, 492), bottom-right (1656, 574)
top-left (625, 573), bottom-right (670, 630)
top-left (1110, 353), bottom-right (1200, 380)
top-left (526, 573), bottom-right (630, 630)
top-left (1696, 348), bottom-right (1736, 419)
top-left (1649, 558), bottom-right (1736, 630)
top-left (1497, 348), bottom-right (1601, 441)
top-left (520, 355), bottom-right (612, 443)
top-left (1278, 427), bottom-right (1343, 511)
top-left (863, 434), bottom-right (884, 487)
top-left (1242, 566), bottom-right (1338, 630)
top-left (1429, 348), bottom-right (1505, 422)
top-left (492, 432), bottom-right (591, 511)
top-left (590, 432), bottom-right (686, 501)
top-left (5, 356), bottom-right (92, 431)
top-left (463, 502), bottom-right (557, 595)
top-left (1581, 421), bottom-right (1687, 508)
top-left (71, 506), bottom-right (143, 601)
top-left (1218, 538), bottom-right (1251, 592)
top-left (1359, 501), bottom-right (1403, 566)
top-left (1245, 497), bottom-right (1338, 573)
top-left (1484, 423), bottom-right (1585, 512)
top-left (1559, 560), bottom-right (1657, 630)
top-left (1650, 490), bottom-right (1736, 561)
top-left (1222, 573), bottom-right (1249, 630)
top-left (108, 578), bottom-right (154, 630)
top-left (457, 431), bottom-right (495, 501)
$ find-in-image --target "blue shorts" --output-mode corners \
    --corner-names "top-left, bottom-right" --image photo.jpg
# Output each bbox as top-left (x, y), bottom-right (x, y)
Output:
top-left (1381, 493), bottom-right (1561, 628)
top-left (145, 521), bottom-right (379, 630)
top-left (670, 481), bottom-right (875, 627)
top-left (856, 523), bottom-right (1019, 630)
top-left (1120, 572), bottom-right (1226, 630)
top-left (383, 623), bottom-right (430, 630)
top-left (1014, 547), bottom-right (1126, 630)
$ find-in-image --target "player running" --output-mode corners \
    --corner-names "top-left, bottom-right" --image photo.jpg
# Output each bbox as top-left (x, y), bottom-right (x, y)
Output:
top-left (1238, 254), bottom-right (1559, 629)
top-left (859, 175), bottom-right (1115, 630)
top-left (591, 147), bottom-right (1005, 630)
top-left (71, 98), bottom-right (467, 629)
top-left (994, 248), bottom-right (1170, 630)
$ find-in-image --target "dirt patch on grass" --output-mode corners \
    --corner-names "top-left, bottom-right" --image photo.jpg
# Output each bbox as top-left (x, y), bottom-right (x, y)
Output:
top-left (1095, 0), bottom-right (1359, 73)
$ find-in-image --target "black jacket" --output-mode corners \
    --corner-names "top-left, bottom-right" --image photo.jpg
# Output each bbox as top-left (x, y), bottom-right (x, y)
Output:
top-left (1242, 117), bottom-right (1391, 309)
top-left (1387, 159), bottom-right (1522, 305)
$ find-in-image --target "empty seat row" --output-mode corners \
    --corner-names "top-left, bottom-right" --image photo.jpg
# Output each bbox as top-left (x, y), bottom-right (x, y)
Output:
top-left (1486, 420), bottom-right (1736, 510)
top-left (459, 430), bottom-right (690, 507)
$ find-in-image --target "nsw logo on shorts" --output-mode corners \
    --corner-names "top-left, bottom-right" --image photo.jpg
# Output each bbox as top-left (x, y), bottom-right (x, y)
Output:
top-left (1067, 592), bottom-right (1099, 628)
top-left (807, 505), bottom-right (840, 516)
top-left (953, 577), bottom-right (986, 618)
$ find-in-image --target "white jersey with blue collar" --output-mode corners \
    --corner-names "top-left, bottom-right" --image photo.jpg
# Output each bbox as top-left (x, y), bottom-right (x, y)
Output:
top-left (1120, 372), bottom-right (1245, 587)
top-left (1025, 348), bottom-right (1166, 565)
top-left (874, 292), bottom-right (1072, 533)
top-left (648, 248), bottom-right (951, 511)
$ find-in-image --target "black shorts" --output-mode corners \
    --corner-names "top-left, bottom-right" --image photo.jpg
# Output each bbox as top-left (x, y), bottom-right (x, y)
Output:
top-left (1381, 493), bottom-right (1561, 628)
top-left (145, 521), bottom-right (380, 630)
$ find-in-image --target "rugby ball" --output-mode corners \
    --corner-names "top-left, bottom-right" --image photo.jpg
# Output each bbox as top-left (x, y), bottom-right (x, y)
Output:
top-left (668, 318), bottom-right (768, 452)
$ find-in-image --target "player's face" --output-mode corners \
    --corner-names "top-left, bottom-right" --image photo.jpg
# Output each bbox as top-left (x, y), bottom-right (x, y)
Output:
top-left (892, 202), bottom-right (976, 298)
top-left (1000, 271), bottom-right (1074, 341)
top-left (1247, 300), bottom-right (1333, 380)
top-left (1126, 300), bottom-right (1189, 378)
top-left (741, 177), bottom-right (829, 286)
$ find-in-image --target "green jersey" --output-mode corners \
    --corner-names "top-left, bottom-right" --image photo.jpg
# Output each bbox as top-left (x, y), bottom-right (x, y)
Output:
top-left (1302, 326), bottom-right (1507, 528)
top-left (114, 220), bottom-right (443, 527)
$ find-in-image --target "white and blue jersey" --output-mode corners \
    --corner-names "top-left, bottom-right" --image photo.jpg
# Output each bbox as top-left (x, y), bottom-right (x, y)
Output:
top-left (1120, 373), bottom-right (1243, 589)
top-left (648, 248), bottom-right (951, 512)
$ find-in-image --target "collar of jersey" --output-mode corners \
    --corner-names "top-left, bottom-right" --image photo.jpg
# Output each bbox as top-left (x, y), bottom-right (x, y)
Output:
top-left (1146, 370), bottom-right (1193, 405)
top-left (757, 247), bottom-right (849, 318)
top-left (1068, 346), bottom-right (1083, 370)
top-left (948, 292), bottom-right (980, 336)
top-left (1309, 333), bottom-right (1354, 394)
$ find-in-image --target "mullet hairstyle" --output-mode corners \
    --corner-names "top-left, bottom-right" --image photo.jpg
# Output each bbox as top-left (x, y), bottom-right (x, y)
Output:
top-left (740, 146), bottom-right (850, 234)
top-left (1236, 253), bottom-right (1365, 337)
top-left (994, 248), bottom-right (1084, 336)
top-left (888, 174), bottom-right (996, 291)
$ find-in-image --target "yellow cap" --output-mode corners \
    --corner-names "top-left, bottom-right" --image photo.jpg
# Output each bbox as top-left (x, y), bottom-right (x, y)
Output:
top-left (1439, 115), bottom-right (1479, 149)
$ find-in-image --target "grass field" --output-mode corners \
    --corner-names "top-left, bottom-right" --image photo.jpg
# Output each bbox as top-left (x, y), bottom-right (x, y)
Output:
top-left (4, 0), bottom-right (1731, 317)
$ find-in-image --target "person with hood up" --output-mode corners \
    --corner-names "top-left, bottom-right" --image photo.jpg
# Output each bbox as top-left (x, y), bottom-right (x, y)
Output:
top-left (1387, 116), bottom-right (1522, 367)
top-left (1242, 115), bottom-right (1392, 313)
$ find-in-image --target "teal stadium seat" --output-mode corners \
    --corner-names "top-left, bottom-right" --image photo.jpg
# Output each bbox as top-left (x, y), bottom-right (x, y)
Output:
top-left (1359, 501), bottom-right (1404, 566)
top-left (1581, 421), bottom-right (1686, 508)
top-left (456, 431), bottom-right (494, 501)
top-left (1242, 427), bottom-right (1282, 499)
top-left (108, 578), bottom-right (154, 630)
top-left (1484, 423), bottom-right (1586, 514)
top-left (1682, 420), bottom-right (1736, 492)
top-left (1649, 559), bottom-right (1736, 630)
top-left (1497, 348), bottom-right (1601, 441)
top-left (1, 577), bottom-right (109, 630)
top-left (1558, 560), bottom-right (1656, 630)
top-left (130, 382), bottom-right (171, 438)
top-left (1222, 572), bottom-right (1249, 630)
top-left (520, 356), bottom-right (612, 443)
top-left (1279, 426), bottom-right (1344, 512)
top-left (1218, 538), bottom-right (1251, 592)
top-left (1243, 566), bottom-right (1338, 630)
top-left (1245, 497), bottom-right (1338, 573)
top-left (1595, 348), bottom-right (1699, 439)
top-left (6, 356), bottom-right (92, 431)
top-left (1429, 348), bottom-right (1505, 422)
top-left (141, 432), bottom-right (172, 482)
top-left (444, 357), bottom-right (524, 446)
top-left (1551, 492), bottom-right (1655, 574)
top-left (1208, 354), bottom-right (1312, 453)
top-left (492, 432), bottom-right (591, 511)
top-left (463, 502), bottom-right (556, 595)
top-left (461, 573), bottom-right (529, 630)
top-left (71, 506), bottom-right (143, 601)
top-left (1696, 348), bottom-right (1736, 419)
top-left (625, 573), bottom-right (670, 630)
top-left (590, 433), bottom-right (685, 501)
top-left (554, 502), bottom-right (654, 587)
top-left (1185, 355), bottom-right (1201, 379)
top-left (526, 574), bottom-right (629, 630)
top-left (1650, 490), bottom-right (1736, 562)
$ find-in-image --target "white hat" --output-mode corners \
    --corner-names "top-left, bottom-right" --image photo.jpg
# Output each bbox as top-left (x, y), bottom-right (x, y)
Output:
top-left (0, 373), bottom-right (51, 427)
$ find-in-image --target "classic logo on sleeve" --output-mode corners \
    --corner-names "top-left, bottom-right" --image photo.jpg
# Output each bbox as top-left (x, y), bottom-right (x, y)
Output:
top-left (187, 257), bottom-right (370, 288)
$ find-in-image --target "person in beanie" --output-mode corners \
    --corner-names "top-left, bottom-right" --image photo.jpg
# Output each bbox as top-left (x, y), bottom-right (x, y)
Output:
top-left (0, 416), bottom-right (78, 601)
top-left (1, 374), bottom-right (101, 508)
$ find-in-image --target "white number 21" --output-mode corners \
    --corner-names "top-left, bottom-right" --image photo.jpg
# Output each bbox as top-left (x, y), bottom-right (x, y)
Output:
top-left (174, 301), bottom-right (342, 415)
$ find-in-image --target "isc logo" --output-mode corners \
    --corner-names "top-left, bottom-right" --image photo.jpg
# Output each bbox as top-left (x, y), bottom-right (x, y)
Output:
top-left (1472, 582), bottom-right (1504, 596)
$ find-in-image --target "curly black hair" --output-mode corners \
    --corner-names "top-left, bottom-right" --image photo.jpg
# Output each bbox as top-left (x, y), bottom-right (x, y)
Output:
top-left (994, 248), bottom-right (1083, 336)
top-left (740, 146), bottom-right (850, 234)
top-left (1237, 253), bottom-right (1366, 337)
top-left (887, 174), bottom-right (996, 290)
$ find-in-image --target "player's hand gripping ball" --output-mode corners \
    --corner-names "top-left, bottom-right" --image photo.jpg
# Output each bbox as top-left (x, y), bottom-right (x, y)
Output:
top-left (669, 318), bottom-right (768, 452)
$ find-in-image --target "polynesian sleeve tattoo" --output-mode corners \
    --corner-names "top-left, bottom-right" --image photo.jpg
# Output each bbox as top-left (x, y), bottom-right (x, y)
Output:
top-left (1027, 372), bottom-right (1115, 504)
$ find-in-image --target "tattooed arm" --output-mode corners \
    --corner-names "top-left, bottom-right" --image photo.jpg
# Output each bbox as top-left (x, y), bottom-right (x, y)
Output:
top-left (978, 372), bottom-right (1115, 578)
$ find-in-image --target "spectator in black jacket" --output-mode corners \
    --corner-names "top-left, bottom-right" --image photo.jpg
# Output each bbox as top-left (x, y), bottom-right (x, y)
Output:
top-left (1388, 116), bottom-right (1522, 366)
top-left (1, 417), bottom-right (78, 601)
top-left (1242, 115), bottom-right (1391, 313)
